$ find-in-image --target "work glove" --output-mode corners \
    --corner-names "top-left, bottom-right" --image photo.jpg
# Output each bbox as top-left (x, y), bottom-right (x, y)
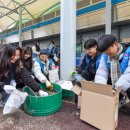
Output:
top-left (4, 85), bottom-right (16, 94)
top-left (54, 54), bottom-right (58, 62)
top-left (46, 80), bottom-right (53, 90)
top-left (71, 71), bottom-right (77, 77)
top-left (38, 90), bottom-right (48, 97)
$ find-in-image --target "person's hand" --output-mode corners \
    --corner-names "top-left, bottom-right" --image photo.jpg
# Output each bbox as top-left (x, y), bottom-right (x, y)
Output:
top-left (31, 75), bottom-right (34, 79)
top-left (46, 80), bottom-right (53, 90)
top-left (46, 80), bottom-right (51, 86)
top-left (4, 85), bottom-right (16, 94)
top-left (38, 90), bottom-right (48, 97)
top-left (54, 54), bottom-right (58, 62)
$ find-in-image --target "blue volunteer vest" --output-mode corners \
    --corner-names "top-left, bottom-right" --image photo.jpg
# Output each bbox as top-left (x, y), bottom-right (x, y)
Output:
top-left (103, 46), bottom-right (130, 73)
top-left (84, 53), bottom-right (102, 70)
top-left (35, 58), bottom-right (54, 74)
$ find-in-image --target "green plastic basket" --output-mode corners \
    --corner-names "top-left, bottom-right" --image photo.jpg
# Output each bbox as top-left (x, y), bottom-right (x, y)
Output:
top-left (62, 89), bottom-right (75, 102)
top-left (23, 83), bottom-right (62, 116)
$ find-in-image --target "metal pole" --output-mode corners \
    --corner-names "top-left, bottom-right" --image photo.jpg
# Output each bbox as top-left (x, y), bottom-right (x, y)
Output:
top-left (60, 0), bottom-right (76, 80)
top-left (19, 6), bottom-right (22, 47)
top-left (105, 0), bottom-right (111, 34)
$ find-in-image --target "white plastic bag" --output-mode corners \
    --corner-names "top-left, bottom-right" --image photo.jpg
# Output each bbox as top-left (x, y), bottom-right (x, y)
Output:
top-left (56, 80), bottom-right (73, 90)
top-left (73, 74), bottom-right (85, 82)
top-left (3, 89), bottom-right (28, 115)
top-left (49, 68), bottom-right (59, 83)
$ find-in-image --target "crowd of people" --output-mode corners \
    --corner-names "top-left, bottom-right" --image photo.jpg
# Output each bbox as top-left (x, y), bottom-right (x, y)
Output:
top-left (0, 34), bottom-right (130, 108)
top-left (0, 40), bottom-right (59, 107)
top-left (76, 34), bottom-right (130, 106)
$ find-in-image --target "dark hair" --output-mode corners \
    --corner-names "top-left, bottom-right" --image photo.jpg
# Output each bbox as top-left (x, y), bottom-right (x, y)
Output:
top-left (40, 49), bottom-right (48, 56)
top-left (34, 41), bottom-right (41, 51)
top-left (0, 44), bottom-right (21, 80)
top-left (84, 39), bottom-right (97, 49)
top-left (98, 34), bottom-right (117, 52)
top-left (50, 40), bottom-right (54, 44)
top-left (21, 46), bottom-right (32, 72)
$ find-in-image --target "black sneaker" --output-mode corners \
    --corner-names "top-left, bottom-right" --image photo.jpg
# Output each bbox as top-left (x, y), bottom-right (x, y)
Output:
top-left (120, 96), bottom-right (127, 104)
top-left (119, 96), bottom-right (129, 108)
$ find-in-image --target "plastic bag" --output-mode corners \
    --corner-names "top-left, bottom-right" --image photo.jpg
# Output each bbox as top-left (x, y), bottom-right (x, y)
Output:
top-left (73, 74), bottom-right (85, 82)
top-left (3, 89), bottom-right (28, 115)
top-left (49, 68), bottom-right (59, 83)
top-left (56, 80), bottom-right (73, 90)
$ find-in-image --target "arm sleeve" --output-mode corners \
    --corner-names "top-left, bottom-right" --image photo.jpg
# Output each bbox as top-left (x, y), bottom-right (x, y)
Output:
top-left (33, 61), bottom-right (47, 83)
top-left (115, 58), bottom-right (130, 91)
top-left (32, 46), bottom-right (40, 55)
top-left (80, 55), bottom-right (87, 70)
top-left (18, 67), bottom-right (40, 92)
top-left (0, 81), bottom-right (5, 91)
top-left (94, 56), bottom-right (109, 84)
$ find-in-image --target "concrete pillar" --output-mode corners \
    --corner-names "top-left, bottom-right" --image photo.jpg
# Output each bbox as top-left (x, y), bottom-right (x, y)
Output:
top-left (60, 0), bottom-right (76, 80)
top-left (105, 0), bottom-right (112, 34)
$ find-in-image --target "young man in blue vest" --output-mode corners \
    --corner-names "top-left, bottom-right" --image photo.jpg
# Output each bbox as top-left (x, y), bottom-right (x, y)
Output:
top-left (76, 39), bottom-right (102, 81)
top-left (95, 34), bottom-right (130, 103)
top-left (33, 49), bottom-right (55, 89)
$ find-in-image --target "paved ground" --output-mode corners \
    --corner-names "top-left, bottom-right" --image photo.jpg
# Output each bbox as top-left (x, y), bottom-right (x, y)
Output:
top-left (0, 101), bottom-right (130, 130)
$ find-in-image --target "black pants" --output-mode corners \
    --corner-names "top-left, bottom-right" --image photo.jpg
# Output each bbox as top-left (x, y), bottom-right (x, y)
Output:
top-left (119, 87), bottom-right (130, 101)
top-left (126, 87), bottom-right (130, 99)
top-left (81, 70), bottom-right (94, 81)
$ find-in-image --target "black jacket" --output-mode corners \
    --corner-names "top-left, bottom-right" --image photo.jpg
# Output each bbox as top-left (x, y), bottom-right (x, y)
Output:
top-left (77, 52), bottom-right (101, 81)
top-left (0, 64), bottom-right (40, 92)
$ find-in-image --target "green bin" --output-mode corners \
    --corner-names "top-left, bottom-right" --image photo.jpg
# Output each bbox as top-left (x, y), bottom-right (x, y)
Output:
top-left (62, 89), bottom-right (75, 102)
top-left (23, 83), bottom-right (62, 116)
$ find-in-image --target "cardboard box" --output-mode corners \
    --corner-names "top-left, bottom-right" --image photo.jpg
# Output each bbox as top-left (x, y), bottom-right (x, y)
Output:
top-left (77, 96), bottom-right (81, 109)
top-left (72, 85), bottom-right (82, 108)
top-left (80, 81), bottom-right (120, 130)
top-left (71, 85), bottom-right (82, 96)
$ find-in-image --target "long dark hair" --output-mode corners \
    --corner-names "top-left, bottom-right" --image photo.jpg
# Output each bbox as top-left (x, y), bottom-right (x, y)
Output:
top-left (21, 46), bottom-right (32, 72)
top-left (0, 44), bottom-right (22, 80)
top-left (34, 41), bottom-right (41, 51)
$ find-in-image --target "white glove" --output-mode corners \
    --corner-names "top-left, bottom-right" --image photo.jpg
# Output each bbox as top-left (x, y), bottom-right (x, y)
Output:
top-left (31, 75), bottom-right (34, 79)
top-left (54, 55), bottom-right (58, 62)
top-left (10, 80), bottom-right (16, 87)
top-left (46, 80), bottom-right (51, 87)
top-left (4, 85), bottom-right (16, 94)
top-left (38, 90), bottom-right (48, 97)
